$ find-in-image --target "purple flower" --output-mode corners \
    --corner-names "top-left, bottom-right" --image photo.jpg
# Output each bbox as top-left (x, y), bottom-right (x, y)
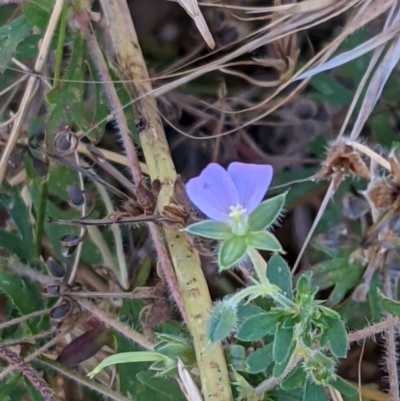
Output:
top-left (186, 162), bottom-right (273, 235)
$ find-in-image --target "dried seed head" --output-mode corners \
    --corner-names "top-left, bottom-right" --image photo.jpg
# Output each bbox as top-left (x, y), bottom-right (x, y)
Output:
top-left (161, 177), bottom-right (202, 228)
top-left (119, 198), bottom-right (143, 218)
top-left (314, 224), bottom-right (348, 249)
top-left (162, 203), bottom-right (189, 228)
top-left (362, 207), bottom-right (400, 249)
top-left (141, 298), bottom-right (170, 329)
top-left (315, 142), bottom-right (370, 186)
top-left (365, 178), bottom-right (400, 210)
top-left (136, 179), bottom-right (156, 212)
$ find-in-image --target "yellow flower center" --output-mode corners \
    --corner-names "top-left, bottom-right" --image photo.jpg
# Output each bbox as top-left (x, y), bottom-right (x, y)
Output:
top-left (229, 204), bottom-right (249, 236)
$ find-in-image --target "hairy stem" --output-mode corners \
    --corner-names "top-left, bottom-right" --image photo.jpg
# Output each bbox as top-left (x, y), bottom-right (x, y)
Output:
top-left (77, 299), bottom-right (153, 350)
top-left (0, 346), bottom-right (59, 401)
top-left (383, 270), bottom-right (399, 401)
top-left (74, 8), bottom-right (141, 185)
top-left (97, 1), bottom-right (233, 399)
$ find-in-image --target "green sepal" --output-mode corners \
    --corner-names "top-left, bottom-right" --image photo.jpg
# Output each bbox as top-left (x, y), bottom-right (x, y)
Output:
top-left (245, 231), bottom-right (283, 252)
top-left (248, 192), bottom-right (286, 232)
top-left (183, 220), bottom-right (233, 240)
top-left (218, 236), bottom-right (247, 270)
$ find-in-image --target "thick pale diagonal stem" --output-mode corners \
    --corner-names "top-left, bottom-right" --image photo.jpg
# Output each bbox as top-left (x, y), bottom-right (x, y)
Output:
top-left (98, 1), bottom-right (232, 400)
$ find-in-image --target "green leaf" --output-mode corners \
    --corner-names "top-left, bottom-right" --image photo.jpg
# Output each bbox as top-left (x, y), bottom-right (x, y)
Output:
top-left (0, 184), bottom-right (34, 260)
top-left (245, 231), bottom-right (283, 252)
top-left (115, 299), bottom-right (162, 400)
top-left (236, 302), bottom-right (266, 320)
top-left (377, 290), bottom-right (400, 316)
top-left (330, 376), bottom-right (358, 397)
top-left (28, 0), bottom-right (55, 11)
top-left (309, 257), bottom-right (364, 307)
top-left (22, 2), bottom-right (49, 30)
top-left (225, 345), bottom-right (246, 372)
top-left (218, 236), bottom-right (247, 270)
top-left (16, 34), bottom-right (42, 59)
top-left (0, 374), bottom-right (24, 401)
top-left (236, 312), bottom-right (279, 341)
top-left (0, 272), bottom-right (43, 321)
top-left (303, 380), bottom-right (328, 401)
top-left (269, 389), bottom-right (304, 401)
top-left (368, 271), bottom-right (383, 323)
top-left (320, 317), bottom-right (347, 358)
top-left (137, 372), bottom-right (186, 401)
top-left (370, 112), bottom-right (397, 148)
top-left (273, 325), bottom-right (294, 364)
top-left (246, 343), bottom-right (273, 374)
top-left (280, 365), bottom-right (306, 390)
top-left (207, 301), bottom-right (237, 342)
top-left (153, 341), bottom-right (194, 365)
top-left (89, 352), bottom-right (166, 378)
top-left (267, 255), bottom-right (292, 301)
top-left (309, 72), bottom-right (353, 105)
top-left (248, 192), bottom-right (286, 231)
top-left (45, 33), bottom-right (89, 151)
top-left (184, 220), bottom-right (233, 240)
top-left (0, 230), bottom-right (27, 260)
top-left (296, 273), bottom-right (312, 295)
top-left (273, 340), bottom-right (295, 377)
top-left (0, 16), bottom-right (32, 72)
top-left (85, 55), bottom-right (110, 143)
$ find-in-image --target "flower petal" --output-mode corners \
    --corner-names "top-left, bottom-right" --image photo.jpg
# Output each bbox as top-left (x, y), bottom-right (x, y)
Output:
top-left (227, 163), bottom-right (273, 213)
top-left (186, 163), bottom-right (239, 222)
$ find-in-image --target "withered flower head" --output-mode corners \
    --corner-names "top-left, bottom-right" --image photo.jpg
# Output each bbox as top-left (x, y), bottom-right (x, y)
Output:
top-left (365, 178), bottom-right (400, 210)
top-left (136, 178), bottom-right (157, 213)
top-left (365, 151), bottom-right (400, 210)
top-left (161, 177), bottom-right (201, 228)
top-left (315, 141), bottom-right (370, 187)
